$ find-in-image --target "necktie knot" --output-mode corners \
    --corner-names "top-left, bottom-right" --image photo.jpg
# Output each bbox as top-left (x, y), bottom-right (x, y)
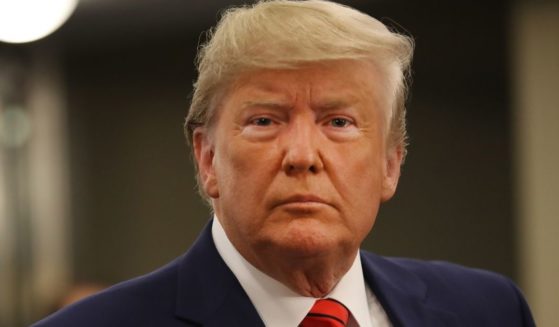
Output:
top-left (300, 298), bottom-right (350, 327)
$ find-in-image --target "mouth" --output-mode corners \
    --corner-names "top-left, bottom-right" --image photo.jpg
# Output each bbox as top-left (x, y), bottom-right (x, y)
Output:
top-left (273, 194), bottom-right (331, 211)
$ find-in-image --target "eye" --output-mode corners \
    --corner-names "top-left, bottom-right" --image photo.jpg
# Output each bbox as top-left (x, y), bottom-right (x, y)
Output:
top-left (250, 117), bottom-right (273, 126)
top-left (329, 117), bottom-right (352, 128)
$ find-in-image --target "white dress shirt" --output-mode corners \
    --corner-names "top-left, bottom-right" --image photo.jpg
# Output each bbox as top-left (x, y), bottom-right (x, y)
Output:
top-left (212, 216), bottom-right (392, 327)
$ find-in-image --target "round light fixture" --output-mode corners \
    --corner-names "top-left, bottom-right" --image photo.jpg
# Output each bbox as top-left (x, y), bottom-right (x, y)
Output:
top-left (0, 0), bottom-right (78, 44)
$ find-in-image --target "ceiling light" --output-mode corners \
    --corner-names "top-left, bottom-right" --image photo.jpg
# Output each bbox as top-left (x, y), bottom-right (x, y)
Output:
top-left (0, 0), bottom-right (78, 44)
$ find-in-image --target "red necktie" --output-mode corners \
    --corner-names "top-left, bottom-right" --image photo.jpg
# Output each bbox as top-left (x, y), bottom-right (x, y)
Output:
top-left (299, 298), bottom-right (350, 327)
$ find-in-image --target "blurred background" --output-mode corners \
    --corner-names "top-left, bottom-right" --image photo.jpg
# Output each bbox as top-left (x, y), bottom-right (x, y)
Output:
top-left (0, 0), bottom-right (557, 326)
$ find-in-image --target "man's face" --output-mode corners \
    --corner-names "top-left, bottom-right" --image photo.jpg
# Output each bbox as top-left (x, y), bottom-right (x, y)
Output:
top-left (194, 60), bottom-right (402, 264)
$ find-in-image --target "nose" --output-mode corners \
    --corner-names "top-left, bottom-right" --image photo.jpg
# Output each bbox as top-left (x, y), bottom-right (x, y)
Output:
top-left (281, 116), bottom-right (324, 175)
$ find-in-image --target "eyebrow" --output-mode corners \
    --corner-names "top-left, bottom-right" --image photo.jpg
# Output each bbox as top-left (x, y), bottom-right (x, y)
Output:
top-left (239, 97), bottom-right (359, 113)
top-left (241, 100), bottom-right (293, 110)
top-left (315, 99), bottom-right (353, 110)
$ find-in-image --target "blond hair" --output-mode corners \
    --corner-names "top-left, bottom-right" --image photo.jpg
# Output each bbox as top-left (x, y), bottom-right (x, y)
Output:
top-left (185, 0), bottom-right (413, 154)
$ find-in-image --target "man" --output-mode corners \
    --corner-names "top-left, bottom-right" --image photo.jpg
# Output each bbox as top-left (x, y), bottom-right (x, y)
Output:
top-left (34, 0), bottom-right (535, 326)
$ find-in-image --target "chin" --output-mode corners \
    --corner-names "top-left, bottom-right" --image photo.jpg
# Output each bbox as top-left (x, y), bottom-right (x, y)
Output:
top-left (264, 219), bottom-right (352, 258)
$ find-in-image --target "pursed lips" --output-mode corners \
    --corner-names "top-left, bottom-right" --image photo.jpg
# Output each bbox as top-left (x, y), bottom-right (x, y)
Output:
top-left (273, 194), bottom-right (331, 209)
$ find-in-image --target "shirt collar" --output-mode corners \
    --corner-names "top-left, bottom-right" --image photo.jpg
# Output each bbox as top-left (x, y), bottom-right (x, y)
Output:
top-left (212, 216), bottom-right (372, 327)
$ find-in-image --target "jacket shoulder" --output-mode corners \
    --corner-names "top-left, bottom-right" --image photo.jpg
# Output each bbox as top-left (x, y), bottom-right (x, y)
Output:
top-left (32, 256), bottom-right (187, 327)
top-left (361, 252), bottom-right (535, 326)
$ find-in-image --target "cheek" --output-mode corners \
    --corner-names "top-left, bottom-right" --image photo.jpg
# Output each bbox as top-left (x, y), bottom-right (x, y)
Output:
top-left (214, 141), bottom-right (279, 198)
top-left (213, 141), bottom-right (282, 235)
top-left (331, 144), bottom-right (384, 223)
top-left (338, 143), bottom-right (384, 187)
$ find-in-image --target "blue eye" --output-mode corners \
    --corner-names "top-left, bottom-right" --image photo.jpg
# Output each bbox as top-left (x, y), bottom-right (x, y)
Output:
top-left (252, 117), bottom-right (273, 126)
top-left (330, 118), bottom-right (350, 127)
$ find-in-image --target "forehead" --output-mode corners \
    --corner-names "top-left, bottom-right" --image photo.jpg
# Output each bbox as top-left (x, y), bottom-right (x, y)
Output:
top-left (222, 60), bottom-right (388, 110)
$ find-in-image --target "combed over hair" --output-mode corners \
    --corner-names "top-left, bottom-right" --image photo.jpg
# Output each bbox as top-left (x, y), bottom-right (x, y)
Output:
top-left (185, 0), bottom-right (413, 155)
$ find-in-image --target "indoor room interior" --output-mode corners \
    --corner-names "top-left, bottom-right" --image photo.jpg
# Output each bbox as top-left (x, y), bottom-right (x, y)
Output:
top-left (0, 0), bottom-right (557, 326)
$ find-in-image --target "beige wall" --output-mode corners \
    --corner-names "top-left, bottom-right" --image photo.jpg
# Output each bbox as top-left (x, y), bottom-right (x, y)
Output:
top-left (0, 48), bottom-right (72, 326)
top-left (512, 3), bottom-right (559, 326)
top-left (27, 47), bottom-right (72, 320)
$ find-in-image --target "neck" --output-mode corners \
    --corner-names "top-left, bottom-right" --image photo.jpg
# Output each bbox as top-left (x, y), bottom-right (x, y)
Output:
top-left (243, 244), bottom-right (357, 297)
top-left (212, 213), bottom-right (360, 297)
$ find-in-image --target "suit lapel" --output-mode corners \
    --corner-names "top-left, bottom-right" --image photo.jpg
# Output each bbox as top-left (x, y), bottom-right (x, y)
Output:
top-left (173, 222), bottom-right (458, 326)
top-left (174, 221), bottom-right (265, 326)
top-left (360, 252), bottom-right (459, 327)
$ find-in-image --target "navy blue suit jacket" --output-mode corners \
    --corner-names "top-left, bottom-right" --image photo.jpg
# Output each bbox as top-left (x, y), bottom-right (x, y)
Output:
top-left (34, 221), bottom-right (535, 326)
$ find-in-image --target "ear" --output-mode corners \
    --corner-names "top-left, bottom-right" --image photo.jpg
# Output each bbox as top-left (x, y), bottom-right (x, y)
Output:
top-left (193, 128), bottom-right (219, 198)
top-left (381, 144), bottom-right (403, 202)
